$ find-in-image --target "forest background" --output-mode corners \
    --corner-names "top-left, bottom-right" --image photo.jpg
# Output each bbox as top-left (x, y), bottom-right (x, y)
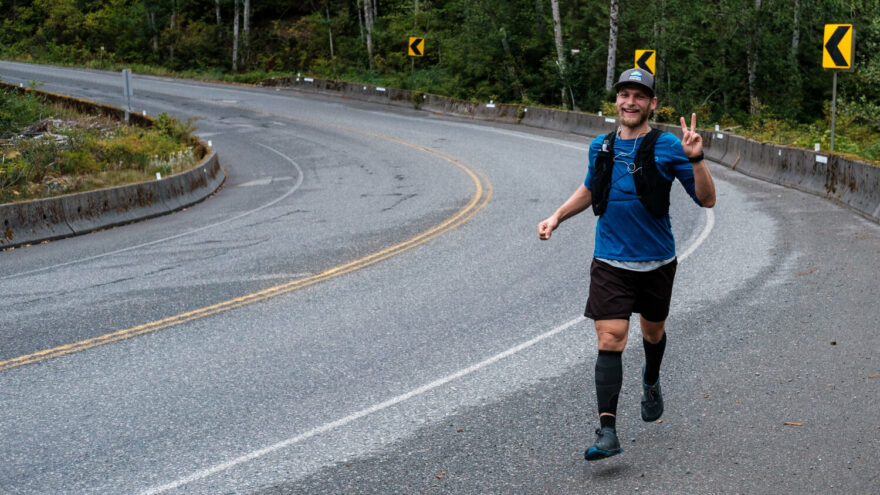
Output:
top-left (2, 0), bottom-right (879, 161)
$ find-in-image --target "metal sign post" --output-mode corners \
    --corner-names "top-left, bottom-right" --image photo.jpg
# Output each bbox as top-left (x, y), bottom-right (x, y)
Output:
top-left (122, 69), bottom-right (133, 123)
top-left (831, 71), bottom-right (838, 151)
top-left (408, 37), bottom-right (424, 88)
top-left (822, 24), bottom-right (854, 152)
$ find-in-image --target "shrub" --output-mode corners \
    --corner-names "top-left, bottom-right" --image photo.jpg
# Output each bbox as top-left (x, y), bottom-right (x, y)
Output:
top-left (600, 101), bottom-right (617, 116)
top-left (59, 150), bottom-right (101, 174)
top-left (654, 106), bottom-right (676, 123)
top-left (153, 112), bottom-right (197, 144)
top-left (0, 91), bottom-right (44, 137)
top-left (18, 138), bottom-right (59, 182)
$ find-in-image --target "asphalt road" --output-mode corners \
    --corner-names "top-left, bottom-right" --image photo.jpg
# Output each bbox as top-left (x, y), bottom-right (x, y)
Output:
top-left (1, 61), bottom-right (878, 494)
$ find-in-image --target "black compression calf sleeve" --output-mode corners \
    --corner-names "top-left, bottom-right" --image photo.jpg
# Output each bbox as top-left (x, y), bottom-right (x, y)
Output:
top-left (643, 333), bottom-right (667, 385)
top-left (595, 350), bottom-right (623, 420)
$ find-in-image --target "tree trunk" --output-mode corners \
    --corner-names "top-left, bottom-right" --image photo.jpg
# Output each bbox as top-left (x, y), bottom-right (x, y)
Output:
top-left (534, 0), bottom-right (545, 43)
top-left (499, 27), bottom-right (527, 102)
top-left (550, 0), bottom-right (572, 109)
top-left (653, 0), bottom-right (666, 90)
top-left (169, 0), bottom-right (177, 62)
top-left (215, 0), bottom-right (222, 41)
top-left (242, 0), bottom-right (250, 67)
top-left (148, 10), bottom-right (158, 53)
top-left (326, 1), bottom-right (335, 58)
top-left (791, 0), bottom-right (800, 63)
top-left (232, 0), bottom-right (240, 71)
top-left (357, 0), bottom-right (364, 40)
top-left (748, 0), bottom-right (761, 114)
top-left (364, 0), bottom-right (374, 70)
top-left (605, 0), bottom-right (619, 91)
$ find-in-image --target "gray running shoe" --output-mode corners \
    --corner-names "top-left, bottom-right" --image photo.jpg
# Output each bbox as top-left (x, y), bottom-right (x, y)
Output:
top-left (641, 364), bottom-right (664, 422)
top-left (584, 427), bottom-right (623, 461)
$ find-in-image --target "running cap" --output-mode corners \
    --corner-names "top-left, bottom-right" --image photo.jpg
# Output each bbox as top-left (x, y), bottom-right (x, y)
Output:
top-left (614, 68), bottom-right (655, 97)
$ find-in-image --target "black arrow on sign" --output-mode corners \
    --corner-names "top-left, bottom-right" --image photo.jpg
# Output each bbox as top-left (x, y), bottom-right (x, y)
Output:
top-left (825, 25), bottom-right (849, 66)
top-left (636, 51), bottom-right (654, 72)
top-left (410, 38), bottom-right (423, 56)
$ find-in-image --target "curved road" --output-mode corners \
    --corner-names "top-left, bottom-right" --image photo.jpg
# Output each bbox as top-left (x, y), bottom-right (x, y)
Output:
top-left (0, 61), bottom-right (877, 494)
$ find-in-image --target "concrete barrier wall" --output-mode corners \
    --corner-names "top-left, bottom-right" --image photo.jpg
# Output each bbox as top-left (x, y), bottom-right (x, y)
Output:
top-left (0, 86), bottom-right (225, 248)
top-left (2, 196), bottom-right (72, 246)
top-left (1, 150), bottom-right (221, 248)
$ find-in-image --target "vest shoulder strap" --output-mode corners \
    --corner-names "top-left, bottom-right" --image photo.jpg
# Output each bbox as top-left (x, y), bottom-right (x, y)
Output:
top-left (633, 129), bottom-right (672, 217)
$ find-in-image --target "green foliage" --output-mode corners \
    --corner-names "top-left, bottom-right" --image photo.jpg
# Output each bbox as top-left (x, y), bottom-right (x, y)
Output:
top-left (739, 105), bottom-right (880, 164)
top-left (0, 91), bottom-right (45, 136)
top-left (411, 90), bottom-right (425, 109)
top-left (599, 101), bottom-right (617, 117)
top-left (654, 106), bottom-right (676, 123)
top-left (21, 139), bottom-right (57, 180)
top-left (60, 150), bottom-right (102, 174)
top-left (153, 112), bottom-right (197, 144)
top-left (0, 94), bottom-right (199, 202)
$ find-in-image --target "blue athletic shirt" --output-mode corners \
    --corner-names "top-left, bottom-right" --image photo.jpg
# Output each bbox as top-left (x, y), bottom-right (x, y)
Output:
top-left (584, 131), bottom-right (702, 261)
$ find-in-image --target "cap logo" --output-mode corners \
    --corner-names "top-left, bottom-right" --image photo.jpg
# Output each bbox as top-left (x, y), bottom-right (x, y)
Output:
top-left (629, 70), bottom-right (643, 81)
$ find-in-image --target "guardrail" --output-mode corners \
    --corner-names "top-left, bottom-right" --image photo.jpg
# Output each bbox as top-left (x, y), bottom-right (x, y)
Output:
top-left (262, 76), bottom-right (880, 223)
top-left (0, 83), bottom-right (225, 249)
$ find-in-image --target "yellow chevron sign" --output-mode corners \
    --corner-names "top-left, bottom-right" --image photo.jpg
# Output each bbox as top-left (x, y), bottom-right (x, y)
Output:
top-left (823, 24), bottom-right (854, 70)
top-left (635, 50), bottom-right (656, 75)
top-left (408, 37), bottom-right (425, 57)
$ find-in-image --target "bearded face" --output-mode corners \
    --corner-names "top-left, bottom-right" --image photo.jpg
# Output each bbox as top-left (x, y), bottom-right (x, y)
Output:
top-left (615, 85), bottom-right (657, 129)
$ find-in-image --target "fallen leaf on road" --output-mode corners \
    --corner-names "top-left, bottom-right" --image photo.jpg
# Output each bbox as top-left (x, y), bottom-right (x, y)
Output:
top-left (797, 269), bottom-right (818, 276)
top-left (783, 422), bottom-right (803, 426)
top-left (868, 373), bottom-right (879, 379)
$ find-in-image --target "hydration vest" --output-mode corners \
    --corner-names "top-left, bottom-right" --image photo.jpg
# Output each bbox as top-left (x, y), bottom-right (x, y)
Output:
top-left (590, 128), bottom-right (672, 218)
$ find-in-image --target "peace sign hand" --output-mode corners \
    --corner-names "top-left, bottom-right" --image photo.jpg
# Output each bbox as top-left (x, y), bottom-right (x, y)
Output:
top-left (680, 113), bottom-right (703, 159)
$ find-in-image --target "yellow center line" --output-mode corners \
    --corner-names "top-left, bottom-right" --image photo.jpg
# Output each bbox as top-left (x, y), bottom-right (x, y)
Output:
top-left (0, 125), bottom-right (492, 373)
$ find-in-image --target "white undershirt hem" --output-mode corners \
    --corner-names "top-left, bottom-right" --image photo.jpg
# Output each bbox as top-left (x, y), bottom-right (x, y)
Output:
top-left (596, 256), bottom-right (676, 272)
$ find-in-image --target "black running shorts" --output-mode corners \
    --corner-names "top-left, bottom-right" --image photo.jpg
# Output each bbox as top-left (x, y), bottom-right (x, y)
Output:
top-left (584, 258), bottom-right (678, 322)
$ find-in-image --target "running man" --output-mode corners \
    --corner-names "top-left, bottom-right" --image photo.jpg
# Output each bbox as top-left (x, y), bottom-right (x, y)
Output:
top-left (537, 68), bottom-right (716, 460)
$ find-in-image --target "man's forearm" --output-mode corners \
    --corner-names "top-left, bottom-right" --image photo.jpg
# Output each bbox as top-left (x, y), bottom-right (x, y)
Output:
top-left (692, 161), bottom-right (716, 207)
top-left (554, 184), bottom-right (593, 223)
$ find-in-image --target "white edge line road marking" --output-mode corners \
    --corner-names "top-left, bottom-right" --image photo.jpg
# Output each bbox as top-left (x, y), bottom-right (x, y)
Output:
top-left (679, 208), bottom-right (715, 262)
top-left (142, 207), bottom-right (715, 494)
top-left (1, 143), bottom-right (302, 280)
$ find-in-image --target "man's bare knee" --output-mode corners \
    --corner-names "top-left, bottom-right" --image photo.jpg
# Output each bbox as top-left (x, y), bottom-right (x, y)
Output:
top-left (640, 316), bottom-right (666, 344)
top-left (596, 319), bottom-right (629, 351)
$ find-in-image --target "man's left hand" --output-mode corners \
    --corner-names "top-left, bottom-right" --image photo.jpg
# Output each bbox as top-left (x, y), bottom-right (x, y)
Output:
top-left (680, 113), bottom-right (703, 159)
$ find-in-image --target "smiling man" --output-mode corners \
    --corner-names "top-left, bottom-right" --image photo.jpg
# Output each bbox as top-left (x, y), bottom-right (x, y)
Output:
top-left (537, 68), bottom-right (715, 461)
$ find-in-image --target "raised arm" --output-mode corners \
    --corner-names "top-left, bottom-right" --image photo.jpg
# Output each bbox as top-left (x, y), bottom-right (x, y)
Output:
top-left (680, 113), bottom-right (716, 208)
top-left (537, 184), bottom-right (593, 240)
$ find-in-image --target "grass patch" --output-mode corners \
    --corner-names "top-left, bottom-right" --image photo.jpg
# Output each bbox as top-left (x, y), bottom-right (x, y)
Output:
top-left (1, 89), bottom-right (201, 203)
top-left (733, 113), bottom-right (880, 165)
